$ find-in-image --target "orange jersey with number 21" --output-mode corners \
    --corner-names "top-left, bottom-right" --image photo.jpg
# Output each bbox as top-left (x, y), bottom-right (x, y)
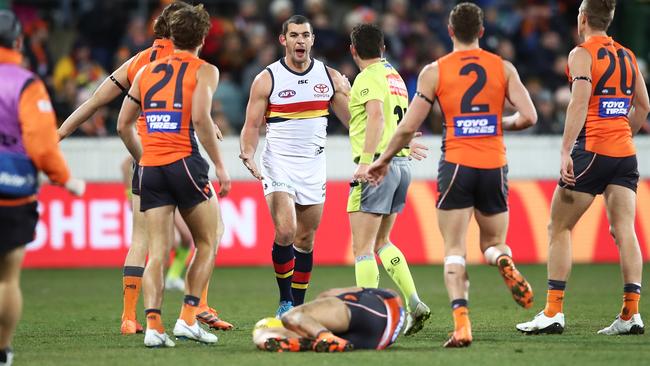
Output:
top-left (137, 51), bottom-right (205, 166)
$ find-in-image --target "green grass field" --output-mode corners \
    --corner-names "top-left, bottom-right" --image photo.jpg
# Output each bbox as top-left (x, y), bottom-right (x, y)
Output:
top-left (14, 264), bottom-right (650, 365)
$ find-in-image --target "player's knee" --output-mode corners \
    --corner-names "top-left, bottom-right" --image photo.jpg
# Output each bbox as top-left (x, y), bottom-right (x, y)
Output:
top-left (215, 219), bottom-right (225, 243)
top-left (146, 253), bottom-right (166, 266)
top-left (280, 308), bottom-right (301, 329)
top-left (608, 224), bottom-right (635, 245)
top-left (275, 224), bottom-right (296, 245)
top-left (195, 240), bottom-right (216, 255)
top-left (547, 220), bottom-right (567, 239)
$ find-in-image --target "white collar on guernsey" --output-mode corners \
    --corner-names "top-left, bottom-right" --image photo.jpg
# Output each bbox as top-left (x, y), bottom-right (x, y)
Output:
top-left (279, 57), bottom-right (315, 76)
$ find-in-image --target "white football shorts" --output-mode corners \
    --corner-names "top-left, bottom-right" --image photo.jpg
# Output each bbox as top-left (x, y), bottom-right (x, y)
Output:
top-left (260, 150), bottom-right (326, 205)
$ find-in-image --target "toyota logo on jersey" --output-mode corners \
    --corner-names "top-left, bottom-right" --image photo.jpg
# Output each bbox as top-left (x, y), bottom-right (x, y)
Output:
top-left (313, 83), bottom-right (329, 93)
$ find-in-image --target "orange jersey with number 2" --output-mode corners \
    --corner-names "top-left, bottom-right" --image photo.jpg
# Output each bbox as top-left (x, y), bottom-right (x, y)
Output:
top-left (436, 49), bottom-right (506, 169)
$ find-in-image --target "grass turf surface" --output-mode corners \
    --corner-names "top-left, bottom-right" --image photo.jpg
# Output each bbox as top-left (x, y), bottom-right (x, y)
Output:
top-left (15, 264), bottom-right (650, 365)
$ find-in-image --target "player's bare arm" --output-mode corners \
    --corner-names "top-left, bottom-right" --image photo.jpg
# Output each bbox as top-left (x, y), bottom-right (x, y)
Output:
top-left (354, 99), bottom-right (384, 183)
top-left (239, 69), bottom-right (271, 180)
top-left (192, 63), bottom-right (231, 197)
top-left (327, 66), bottom-right (351, 129)
top-left (58, 56), bottom-right (134, 141)
top-left (368, 62), bottom-right (438, 184)
top-left (116, 68), bottom-right (144, 163)
top-left (628, 63), bottom-right (650, 134)
top-left (502, 60), bottom-right (537, 131)
top-left (560, 47), bottom-right (592, 186)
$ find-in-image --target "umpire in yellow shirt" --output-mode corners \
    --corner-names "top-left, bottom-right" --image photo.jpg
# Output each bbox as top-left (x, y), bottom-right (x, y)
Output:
top-left (346, 23), bottom-right (430, 337)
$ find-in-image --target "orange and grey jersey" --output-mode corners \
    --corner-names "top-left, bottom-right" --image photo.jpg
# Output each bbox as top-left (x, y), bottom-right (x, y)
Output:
top-left (264, 58), bottom-right (334, 157)
top-left (570, 35), bottom-right (638, 157)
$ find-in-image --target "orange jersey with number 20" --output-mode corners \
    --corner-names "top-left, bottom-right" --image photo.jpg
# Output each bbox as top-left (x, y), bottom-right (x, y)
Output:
top-left (572, 35), bottom-right (638, 157)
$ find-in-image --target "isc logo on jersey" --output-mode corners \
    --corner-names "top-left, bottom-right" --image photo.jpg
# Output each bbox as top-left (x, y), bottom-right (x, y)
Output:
top-left (599, 98), bottom-right (630, 118)
top-left (145, 111), bottom-right (182, 133)
top-left (453, 115), bottom-right (497, 137)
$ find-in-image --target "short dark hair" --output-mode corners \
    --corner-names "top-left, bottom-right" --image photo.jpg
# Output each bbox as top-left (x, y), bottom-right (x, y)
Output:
top-left (169, 4), bottom-right (212, 50)
top-left (281, 15), bottom-right (312, 35)
top-left (449, 2), bottom-right (483, 44)
top-left (153, 1), bottom-right (192, 39)
top-left (350, 23), bottom-right (383, 60)
top-left (582, 0), bottom-right (616, 31)
top-left (0, 10), bottom-right (22, 48)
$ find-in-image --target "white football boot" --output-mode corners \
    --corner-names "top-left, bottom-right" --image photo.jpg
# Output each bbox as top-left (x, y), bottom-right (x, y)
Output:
top-left (173, 319), bottom-right (218, 344)
top-left (144, 329), bottom-right (176, 348)
top-left (0, 348), bottom-right (13, 366)
top-left (164, 277), bottom-right (185, 291)
top-left (403, 301), bottom-right (431, 336)
top-left (597, 314), bottom-right (644, 335)
top-left (516, 311), bottom-right (565, 334)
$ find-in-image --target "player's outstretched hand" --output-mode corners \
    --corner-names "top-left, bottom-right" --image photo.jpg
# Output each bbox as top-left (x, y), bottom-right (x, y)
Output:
top-left (367, 161), bottom-right (389, 186)
top-left (215, 166), bottom-right (231, 197)
top-left (408, 131), bottom-right (429, 161)
top-left (239, 153), bottom-right (263, 180)
top-left (64, 177), bottom-right (86, 196)
top-left (560, 152), bottom-right (575, 186)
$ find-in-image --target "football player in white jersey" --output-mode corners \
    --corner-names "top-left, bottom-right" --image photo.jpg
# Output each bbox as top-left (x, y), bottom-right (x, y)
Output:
top-left (239, 15), bottom-right (351, 317)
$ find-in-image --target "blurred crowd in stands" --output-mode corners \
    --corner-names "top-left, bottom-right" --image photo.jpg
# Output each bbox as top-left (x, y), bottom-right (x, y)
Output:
top-left (7, 0), bottom-right (650, 137)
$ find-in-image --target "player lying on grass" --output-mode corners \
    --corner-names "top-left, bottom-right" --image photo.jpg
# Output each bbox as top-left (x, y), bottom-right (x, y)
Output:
top-left (253, 287), bottom-right (404, 352)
